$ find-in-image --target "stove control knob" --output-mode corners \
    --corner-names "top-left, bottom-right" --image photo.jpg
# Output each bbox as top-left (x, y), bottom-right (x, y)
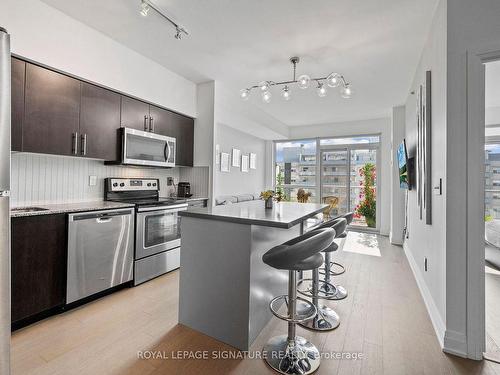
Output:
top-left (112, 183), bottom-right (118, 187)
top-left (152, 183), bottom-right (157, 187)
top-left (147, 183), bottom-right (151, 187)
top-left (119, 183), bottom-right (125, 187)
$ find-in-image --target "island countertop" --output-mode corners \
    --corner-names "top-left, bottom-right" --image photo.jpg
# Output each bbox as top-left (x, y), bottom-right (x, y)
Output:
top-left (179, 200), bottom-right (327, 229)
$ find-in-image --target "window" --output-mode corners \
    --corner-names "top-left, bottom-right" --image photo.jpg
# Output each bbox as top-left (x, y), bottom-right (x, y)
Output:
top-left (275, 140), bottom-right (317, 202)
top-left (274, 135), bottom-right (380, 230)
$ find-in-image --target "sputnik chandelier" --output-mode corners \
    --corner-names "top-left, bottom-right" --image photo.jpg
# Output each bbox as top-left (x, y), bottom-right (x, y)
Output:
top-left (240, 57), bottom-right (353, 103)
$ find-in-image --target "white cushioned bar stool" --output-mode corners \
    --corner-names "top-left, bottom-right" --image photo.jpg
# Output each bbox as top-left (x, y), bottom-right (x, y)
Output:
top-left (262, 228), bottom-right (335, 375)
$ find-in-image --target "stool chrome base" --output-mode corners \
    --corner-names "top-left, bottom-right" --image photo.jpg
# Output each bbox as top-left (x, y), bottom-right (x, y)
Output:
top-left (319, 261), bottom-right (345, 276)
top-left (296, 300), bottom-right (340, 331)
top-left (319, 281), bottom-right (348, 300)
top-left (263, 334), bottom-right (320, 375)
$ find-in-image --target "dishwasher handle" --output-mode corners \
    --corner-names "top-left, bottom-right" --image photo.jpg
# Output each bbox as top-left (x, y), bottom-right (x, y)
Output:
top-left (71, 208), bottom-right (133, 221)
top-left (96, 217), bottom-right (113, 224)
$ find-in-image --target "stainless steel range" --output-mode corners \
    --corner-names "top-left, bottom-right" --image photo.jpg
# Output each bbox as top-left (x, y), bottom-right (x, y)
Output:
top-left (105, 178), bottom-right (188, 285)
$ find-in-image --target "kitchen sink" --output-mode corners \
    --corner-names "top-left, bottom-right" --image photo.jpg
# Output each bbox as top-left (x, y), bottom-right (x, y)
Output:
top-left (11, 206), bottom-right (49, 213)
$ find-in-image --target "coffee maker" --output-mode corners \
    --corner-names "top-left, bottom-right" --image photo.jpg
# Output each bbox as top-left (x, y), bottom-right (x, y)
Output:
top-left (177, 182), bottom-right (192, 198)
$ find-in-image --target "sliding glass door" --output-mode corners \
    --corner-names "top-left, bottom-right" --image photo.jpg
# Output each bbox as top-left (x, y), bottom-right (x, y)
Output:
top-left (274, 134), bottom-right (380, 230)
top-left (320, 145), bottom-right (379, 229)
top-left (320, 149), bottom-right (349, 214)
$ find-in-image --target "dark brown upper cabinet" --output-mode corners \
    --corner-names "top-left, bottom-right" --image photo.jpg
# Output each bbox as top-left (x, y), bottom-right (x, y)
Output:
top-left (23, 64), bottom-right (80, 156)
top-left (171, 111), bottom-right (194, 167)
top-left (80, 83), bottom-right (121, 160)
top-left (148, 106), bottom-right (194, 166)
top-left (120, 96), bottom-right (150, 132)
top-left (11, 58), bottom-right (25, 152)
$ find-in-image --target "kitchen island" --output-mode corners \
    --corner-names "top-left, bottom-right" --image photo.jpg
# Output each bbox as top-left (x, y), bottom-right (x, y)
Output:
top-left (178, 200), bottom-right (327, 350)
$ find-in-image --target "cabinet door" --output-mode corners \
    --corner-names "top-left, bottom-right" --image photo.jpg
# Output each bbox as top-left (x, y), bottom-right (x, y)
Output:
top-left (171, 112), bottom-right (194, 167)
top-left (11, 214), bottom-right (67, 324)
top-left (11, 58), bottom-right (25, 152)
top-left (149, 105), bottom-right (174, 136)
top-left (120, 96), bottom-right (150, 131)
top-left (24, 64), bottom-right (80, 156)
top-left (80, 83), bottom-right (121, 160)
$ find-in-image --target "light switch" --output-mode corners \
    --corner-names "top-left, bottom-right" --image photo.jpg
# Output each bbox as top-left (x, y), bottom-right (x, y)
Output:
top-left (433, 178), bottom-right (442, 195)
top-left (89, 175), bottom-right (97, 186)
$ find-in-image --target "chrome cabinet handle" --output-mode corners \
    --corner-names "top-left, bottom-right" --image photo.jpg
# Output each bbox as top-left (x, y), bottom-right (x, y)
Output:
top-left (81, 134), bottom-right (87, 156)
top-left (149, 116), bottom-right (154, 132)
top-left (72, 132), bottom-right (78, 155)
top-left (144, 115), bottom-right (149, 131)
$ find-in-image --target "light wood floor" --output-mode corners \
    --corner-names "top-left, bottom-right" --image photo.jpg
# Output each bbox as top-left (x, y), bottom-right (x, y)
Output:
top-left (11, 232), bottom-right (500, 375)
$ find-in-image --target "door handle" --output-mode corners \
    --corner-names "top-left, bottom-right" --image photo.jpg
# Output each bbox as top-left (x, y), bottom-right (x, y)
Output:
top-left (72, 132), bottom-right (78, 155)
top-left (149, 116), bottom-right (154, 132)
top-left (81, 134), bottom-right (87, 156)
top-left (144, 115), bottom-right (149, 131)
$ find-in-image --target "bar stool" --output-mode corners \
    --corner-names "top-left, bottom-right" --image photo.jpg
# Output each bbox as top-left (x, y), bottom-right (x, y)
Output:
top-left (317, 218), bottom-right (348, 300)
top-left (262, 228), bottom-right (335, 375)
top-left (337, 212), bottom-right (354, 239)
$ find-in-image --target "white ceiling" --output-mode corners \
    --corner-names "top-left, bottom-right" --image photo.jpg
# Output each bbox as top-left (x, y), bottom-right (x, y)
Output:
top-left (42, 0), bottom-right (438, 126)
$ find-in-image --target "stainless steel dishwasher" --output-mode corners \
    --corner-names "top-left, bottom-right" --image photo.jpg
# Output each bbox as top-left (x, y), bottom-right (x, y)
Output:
top-left (67, 208), bottom-right (134, 304)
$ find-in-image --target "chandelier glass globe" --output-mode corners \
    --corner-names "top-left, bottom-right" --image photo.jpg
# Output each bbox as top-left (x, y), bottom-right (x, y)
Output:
top-left (340, 84), bottom-right (353, 99)
top-left (262, 90), bottom-right (272, 103)
top-left (259, 81), bottom-right (270, 92)
top-left (317, 82), bottom-right (327, 97)
top-left (281, 86), bottom-right (291, 101)
top-left (239, 88), bottom-right (250, 101)
top-left (326, 73), bottom-right (341, 88)
top-left (297, 74), bottom-right (310, 89)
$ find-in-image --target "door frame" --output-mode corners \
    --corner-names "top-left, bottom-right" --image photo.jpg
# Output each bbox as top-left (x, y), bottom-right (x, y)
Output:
top-left (319, 143), bottom-right (381, 231)
top-left (466, 46), bottom-right (500, 360)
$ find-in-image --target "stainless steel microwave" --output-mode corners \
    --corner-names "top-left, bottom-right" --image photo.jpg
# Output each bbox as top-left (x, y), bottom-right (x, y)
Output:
top-left (120, 127), bottom-right (176, 168)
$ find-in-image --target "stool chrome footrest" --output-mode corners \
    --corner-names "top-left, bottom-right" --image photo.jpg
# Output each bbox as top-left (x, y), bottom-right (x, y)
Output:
top-left (319, 261), bottom-right (346, 276)
top-left (263, 334), bottom-right (321, 375)
top-left (269, 295), bottom-right (317, 323)
top-left (296, 299), bottom-right (340, 331)
top-left (319, 281), bottom-right (348, 300)
top-left (297, 278), bottom-right (338, 299)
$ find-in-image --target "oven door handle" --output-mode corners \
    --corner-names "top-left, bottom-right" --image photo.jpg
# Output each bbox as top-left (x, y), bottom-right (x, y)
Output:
top-left (137, 204), bottom-right (188, 213)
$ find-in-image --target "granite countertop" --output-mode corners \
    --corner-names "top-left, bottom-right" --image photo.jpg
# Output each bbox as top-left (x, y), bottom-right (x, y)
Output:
top-left (179, 200), bottom-right (328, 229)
top-left (10, 201), bottom-right (135, 218)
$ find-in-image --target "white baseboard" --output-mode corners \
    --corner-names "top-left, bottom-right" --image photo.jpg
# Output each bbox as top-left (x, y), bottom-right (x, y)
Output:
top-left (443, 330), bottom-right (468, 358)
top-left (403, 242), bottom-right (445, 348)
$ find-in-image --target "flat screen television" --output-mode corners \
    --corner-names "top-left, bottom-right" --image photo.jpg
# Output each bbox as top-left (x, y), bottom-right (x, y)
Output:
top-left (397, 140), bottom-right (410, 189)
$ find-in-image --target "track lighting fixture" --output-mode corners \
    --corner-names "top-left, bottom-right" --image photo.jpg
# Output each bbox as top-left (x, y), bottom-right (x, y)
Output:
top-left (139, 0), bottom-right (189, 40)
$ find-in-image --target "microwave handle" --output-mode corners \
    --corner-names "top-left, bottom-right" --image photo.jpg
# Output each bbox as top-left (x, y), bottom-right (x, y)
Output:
top-left (164, 141), bottom-right (171, 162)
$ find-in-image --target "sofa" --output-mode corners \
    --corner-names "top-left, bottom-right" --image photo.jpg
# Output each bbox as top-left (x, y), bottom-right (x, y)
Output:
top-left (214, 193), bottom-right (261, 206)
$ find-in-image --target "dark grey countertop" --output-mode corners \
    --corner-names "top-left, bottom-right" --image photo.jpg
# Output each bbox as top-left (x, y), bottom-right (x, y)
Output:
top-left (179, 200), bottom-right (328, 229)
top-left (10, 201), bottom-right (135, 218)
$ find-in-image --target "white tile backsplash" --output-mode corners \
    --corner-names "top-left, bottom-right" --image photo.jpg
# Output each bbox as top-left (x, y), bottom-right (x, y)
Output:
top-left (10, 153), bottom-right (181, 206)
top-left (178, 166), bottom-right (209, 198)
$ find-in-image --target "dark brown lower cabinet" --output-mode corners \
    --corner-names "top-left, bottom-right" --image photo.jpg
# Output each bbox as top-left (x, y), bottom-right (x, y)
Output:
top-left (11, 214), bottom-right (67, 327)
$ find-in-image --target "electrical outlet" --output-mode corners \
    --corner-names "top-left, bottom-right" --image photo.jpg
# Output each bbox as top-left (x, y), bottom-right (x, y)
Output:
top-left (424, 257), bottom-right (428, 272)
top-left (89, 175), bottom-right (97, 186)
top-left (167, 177), bottom-right (174, 186)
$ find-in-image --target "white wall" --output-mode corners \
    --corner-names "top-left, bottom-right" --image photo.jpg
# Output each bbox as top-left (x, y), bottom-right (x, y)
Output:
top-left (403, 0), bottom-right (447, 349)
top-left (390, 106), bottom-right (406, 245)
top-left (1, 0), bottom-right (196, 117)
top-left (445, 0), bottom-right (500, 359)
top-left (213, 124), bottom-right (267, 198)
top-left (289, 118), bottom-right (392, 236)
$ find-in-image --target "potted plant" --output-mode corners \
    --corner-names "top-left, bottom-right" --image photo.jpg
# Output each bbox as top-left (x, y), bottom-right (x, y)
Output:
top-left (355, 163), bottom-right (376, 228)
top-left (260, 190), bottom-right (283, 209)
